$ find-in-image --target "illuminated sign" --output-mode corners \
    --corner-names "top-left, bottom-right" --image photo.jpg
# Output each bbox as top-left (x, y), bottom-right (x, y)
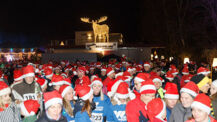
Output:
top-left (86, 42), bottom-right (118, 51)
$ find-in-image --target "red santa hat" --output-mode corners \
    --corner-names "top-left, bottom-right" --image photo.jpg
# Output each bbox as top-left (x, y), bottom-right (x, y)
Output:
top-left (115, 82), bottom-right (135, 100)
top-left (36, 78), bottom-right (47, 89)
top-left (77, 66), bottom-right (86, 74)
top-left (134, 73), bottom-right (150, 83)
top-left (140, 79), bottom-right (156, 94)
top-left (20, 100), bottom-right (40, 116)
top-left (182, 66), bottom-right (189, 75)
top-left (75, 85), bottom-right (93, 101)
top-left (165, 71), bottom-right (174, 81)
top-left (49, 75), bottom-right (65, 86)
top-left (96, 62), bottom-right (101, 67)
top-left (91, 77), bottom-right (103, 87)
top-left (147, 98), bottom-right (166, 121)
top-left (126, 66), bottom-right (133, 72)
top-left (115, 72), bottom-right (123, 78)
top-left (107, 77), bottom-right (123, 97)
top-left (143, 62), bottom-right (151, 67)
top-left (22, 65), bottom-right (35, 78)
top-left (44, 90), bottom-right (63, 109)
top-left (0, 81), bottom-right (11, 96)
top-left (180, 81), bottom-right (199, 97)
top-left (59, 85), bottom-right (73, 97)
top-left (64, 78), bottom-right (71, 86)
top-left (13, 69), bottom-right (23, 82)
top-left (197, 67), bottom-right (207, 75)
top-left (164, 82), bottom-right (179, 99)
top-left (61, 73), bottom-right (67, 78)
top-left (44, 68), bottom-right (53, 79)
top-left (101, 66), bottom-right (107, 72)
top-left (106, 67), bottom-right (115, 76)
top-left (171, 68), bottom-right (178, 75)
top-left (151, 75), bottom-right (164, 83)
top-left (191, 93), bottom-right (211, 114)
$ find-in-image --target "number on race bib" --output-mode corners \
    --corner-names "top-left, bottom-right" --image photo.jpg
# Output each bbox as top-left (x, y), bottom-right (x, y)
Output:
top-left (91, 113), bottom-right (103, 122)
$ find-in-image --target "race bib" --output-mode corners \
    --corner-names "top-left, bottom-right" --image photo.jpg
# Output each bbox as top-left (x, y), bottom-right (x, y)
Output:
top-left (23, 93), bottom-right (37, 100)
top-left (91, 113), bottom-right (103, 122)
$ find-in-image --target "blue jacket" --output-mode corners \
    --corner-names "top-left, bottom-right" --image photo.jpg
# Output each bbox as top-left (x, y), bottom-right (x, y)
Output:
top-left (166, 106), bottom-right (172, 122)
top-left (108, 104), bottom-right (127, 122)
top-left (62, 101), bottom-right (75, 122)
top-left (91, 94), bottom-right (112, 122)
top-left (75, 111), bottom-right (91, 122)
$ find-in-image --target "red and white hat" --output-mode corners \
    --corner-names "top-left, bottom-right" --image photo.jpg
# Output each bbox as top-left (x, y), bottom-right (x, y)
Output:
top-left (115, 72), bottom-right (123, 78)
top-left (165, 71), bottom-right (174, 81)
top-left (44, 90), bottom-right (63, 109)
top-left (182, 66), bottom-right (189, 75)
top-left (164, 82), bottom-right (179, 99)
top-left (151, 75), bottom-right (164, 83)
top-left (0, 81), bottom-right (11, 96)
top-left (147, 98), bottom-right (166, 121)
top-left (49, 75), bottom-right (65, 86)
top-left (197, 67), bottom-right (207, 75)
top-left (91, 77), bottom-right (103, 87)
top-left (77, 66), bottom-right (86, 74)
top-left (107, 77), bottom-right (123, 97)
top-left (144, 62), bottom-right (151, 67)
top-left (59, 85), bottom-right (73, 97)
top-left (36, 78), bottom-right (47, 89)
top-left (75, 85), bottom-right (93, 101)
top-left (64, 78), bottom-right (71, 86)
top-left (180, 81), bottom-right (199, 97)
top-left (20, 100), bottom-right (40, 116)
top-left (140, 79), bottom-right (156, 94)
top-left (61, 73), bottom-right (67, 78)
top-left (22, 65), bottom-right (35, 78)
top-left (134, 73), bottom-right (150, 83)
top-left (107, 67), bottom-right (115, 76)
top-left (101, 66), bottom-right (107, 72)
top-left (115, 82), bottom-right (130, 99)
top-left (44, 68), bottom-right (53, 79)
top-left (171, 68), bottom-right (178, 75)
top-left (13, 69), bottom-right (23, 82)
top-left (191, 93), bottom-right (211, 114)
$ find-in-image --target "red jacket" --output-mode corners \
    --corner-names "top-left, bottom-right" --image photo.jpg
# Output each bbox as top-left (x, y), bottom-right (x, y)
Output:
top-left (126, 97), bottom-right (148, 122)
top-left (186, 116), bottom-right (217, 122)
top-left (103, 77), bottom-right (113, 88)
top-left (133, 89), bottom-right (141, 99)
top-left (75, 76), bottom-right (91, 86)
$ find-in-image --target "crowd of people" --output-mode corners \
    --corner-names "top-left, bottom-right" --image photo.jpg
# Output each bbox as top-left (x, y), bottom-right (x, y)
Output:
top-left (0, 57), bottom-right (217, 122)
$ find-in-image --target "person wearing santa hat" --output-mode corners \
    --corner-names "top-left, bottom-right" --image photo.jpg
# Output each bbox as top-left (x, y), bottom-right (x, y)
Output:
top-left (164, 82), bottom-right (179, 121)
top-left (13, 69), bottom-right (23, 83)
top-left (43, 68), bottom-right (54, 92)
top-left (20, 99), bottom-right (40, 122)
top-left (151, 75), bottom-right (164, 99)
top-left (36, 77), bottom-right (48, 92)
top-left (103, 67), bottom-right (115, 94)
top-left (11, 65), bottom-right (43, 114)
top-left (90, 77), bottom-right (112, 122)
top-left (73, 85), bottom-right (96, 122)
top-left (75, 66), bottom-right (91, 86)
top-left (99, 66), bottom-right (107, 81)
top-left (186, 94), bottom-right (217, 122)
top-left (210, 79), bottom-right (217, 119)
top-left (133, 73), bottom-right (150, 98)
top-left (170, 81), bottom-right (199, 122)
top-left (59, 85), bottom-right (75, 122)
top-left (126, 79), bottom-right (156, 122)
top-left (49, 75), bottom-right (66, 91)
top-left (36, 90), bottom-right (67, 122)
top-left (143, 61), bottom-right (151, 73)
top-left (147, 98), bottom-right (167, 122)
top-left (108, 82), bottom-right (135, 122)
top-left (0, 81), bottom-right (20, 122)
top-left (191, 74), bottom-right (211, 94)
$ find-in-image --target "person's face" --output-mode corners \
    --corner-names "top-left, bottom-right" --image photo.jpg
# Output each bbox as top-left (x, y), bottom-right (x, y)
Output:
top-left (101, 71), bottom-right (106, 76)
top-left (144, 66), bottom-right (150, 71)
top-left (192, 107), bottom-right (208, 122)
top-left (118, 98), bottom-right (127, 104)
top-left (140, 93), bottom-right (155, 104)
top-left (42, 85), bottom-right (47, 92)
top-left (64, 88), bottom-right (73, 101)
top-left (92, 84), bottom-right (102, 95)
top-left (180, 92), bottom-right (194, 108)
top-left (25, 76), bottom-right (34, 84)
top-left (154, 82), bottom-right (161, 89)
top-left (1, 93), bottom-right (11, 105)
top-left (210, 84), bottom-right (217, 96)
top-left (55, 69), bottom-right (60, 74)
top-left (165, 99), bottom-right (178, 109)
top-left (200, 83), bottom-right (210, 94)
top-left (77, 70), bottom-right (84, 78)
top-left (134, 80), bottom-right (142, 91)
top-left (109, 73), bottom-right (115, 79)
top-left (47, 103), bottom-right (62, 120)
top-left (54, 85), bottom-right (61, 91)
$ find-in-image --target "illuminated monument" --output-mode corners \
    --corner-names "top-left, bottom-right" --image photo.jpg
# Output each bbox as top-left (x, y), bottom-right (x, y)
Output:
top-left (81, 16), bottom-right (109, 43)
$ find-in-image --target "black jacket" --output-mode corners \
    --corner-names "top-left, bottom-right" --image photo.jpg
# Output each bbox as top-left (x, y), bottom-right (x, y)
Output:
top-left (36, 112), bottom-right (67, 122)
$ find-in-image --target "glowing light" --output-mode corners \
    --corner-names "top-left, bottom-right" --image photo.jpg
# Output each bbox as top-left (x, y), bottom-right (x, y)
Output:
top-left (155, 55), bottom-right (158, 59)
top-left (169, 57), bottom-right (173, 61)
top-left (161, 55), bottom-right (165, 59)
top-left (10, 48), bottom-right (13, 52)
top-left (6, 55), bottom-right (13, 62)
top-left (184, 57), bottom-right (190, 64)
top-left (60, 41), bottom-right (64, 46)
top-left (151, 54), bottom-right (154, 60)
top-left (22, 48), bottom-right (25, 53)
top-left (31, 48), bottom-right (34, 52)
top-left (213, 58), bottom-right (217, 67)
top-left (87, 33), bottom-right (92, 40)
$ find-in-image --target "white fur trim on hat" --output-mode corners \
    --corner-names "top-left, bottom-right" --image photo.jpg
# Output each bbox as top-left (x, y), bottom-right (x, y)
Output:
top-left (91, 80), bottom-right (103, 87)
top-left (81, 89), bottom-right (93, 101)
top-left (143, 64), bottom-right (150, 67)
top-left (156, 100), bottom-right (166, 119)
top-left (153, 78), bottom-right (161, 83)
top-left (61, 86), bottom-right (72, 97)
top-left (134, 77), bottom-right (145, 83)
top-left (46, 73), bottom-right (53, 78)
top-left (14, 76), bottom-right (23, 81)
top-left (212, 79), bottom-right (217, 88)
top-left (166, 77), bottom-right (174, 81)
top-left (191, 101), bottom-right (211, 114)
top-left (115, 93), bottom-right (129, 99)
top-left (23, 73), bottom-right (35, 78)
top-left (50, 81), bottom-right (65, 86)
top-left (45, 98), bottom-right (62, 109)
top-left (140, 85), bottom-right (156, 93)
top-left (0, 87), bottom-right (11, 96)
top-left (20, 102), bottom-right (35, 116)
top-left (182, 72), bottom-right (189, 75)
top-left (101, 69), bottom-right (106, 72)
top-left (198, 72), bottom-right (207, 75)
top-left (164, 94), bottom-right (179, 99)
top-left (107, 70), bottom-right (115, 76)
top-left (41, 80), bottom-right (48, 88)
top-left (180, 88), bottom-right (197, 97)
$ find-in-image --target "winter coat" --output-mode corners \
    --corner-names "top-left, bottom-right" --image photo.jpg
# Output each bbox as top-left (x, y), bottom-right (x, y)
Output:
top-left (108, 104), bottom-right (127, 122)
top-left (23, 115), bottom-right (37, 122)
top-left (185, 116), bottom-right (217, 122)
top-left (62, 101), bottom-right (74, 122)
top-left (0, 102), bottom-right (21, 122)
top-left (166, 107), bottom-right (172, 121)
top-left (36, 112), bottom-right (67, 122)
top-left (169, 103), bottom-right (192, 122)
top-left (73, 99), bottom-right (91, 122)
top-left (126, 98), bottom-right (148, 122)
top-left (212, 97), bottom-right (217, 120)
